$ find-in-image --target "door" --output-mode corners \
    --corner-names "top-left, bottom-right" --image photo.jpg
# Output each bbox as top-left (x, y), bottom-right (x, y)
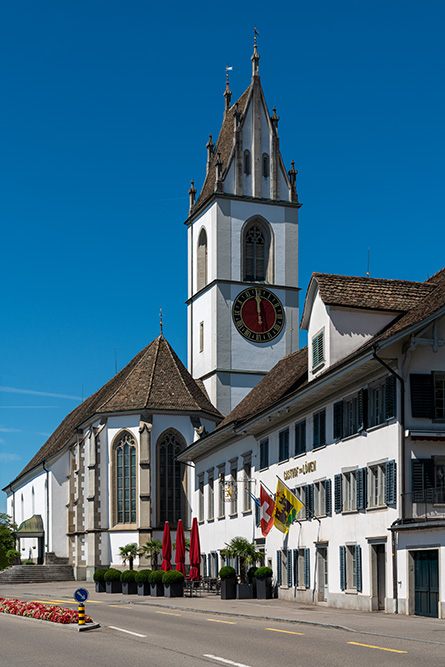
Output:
top-left (414, 550), bottom-right (439, 618)
top-left (376, 544), bottom-right (386, 610)
top-left (317, 547), bottom-right (328, 601)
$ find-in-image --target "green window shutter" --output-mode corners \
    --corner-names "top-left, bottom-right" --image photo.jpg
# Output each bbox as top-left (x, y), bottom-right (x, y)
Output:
top-left (312, 331), bottom-right (324, 368)
top-left (276, 550), bottom-right (282, 586)
top-left (355, 545), bottom-right (362, 592)
top-left (333, 401), bottom-right (343, 440)
top-left (295, 420), bottom-right (306, 455)
top-left (339, 546), bottom-right (346, 591)
top-left (357, 390), bottom-right (364, 431)
top-left (287, 549), bottom-right (293, 587)
top-left (410, 374), bottom-right (434, 418)
top-left (304, 549), bottom-right (310, 588)
top-left (293, 549), bottom-right (298, 587)
top-left (385, 375), bottom-right (397, 420)
top-left (305, 484), bottom-right (314, 519)
top-left (320, 410), bottom-right (326, 446)
top-left (334, 474), bottom-right (343, 513)
top-left (325, 478), bottom-right (332, 516)
top-left (313, 413), bottom-right (319, 447)
top-left (385, 460), bottom-right (396, 504)
top-left (412, 459), bottom-right (434, 502)
top-left (356, 468), bottom-right (367, 510)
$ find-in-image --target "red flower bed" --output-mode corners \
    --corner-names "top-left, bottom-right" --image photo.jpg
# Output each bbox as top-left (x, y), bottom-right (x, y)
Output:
top-left (0, 598), bottom-right (93, 624)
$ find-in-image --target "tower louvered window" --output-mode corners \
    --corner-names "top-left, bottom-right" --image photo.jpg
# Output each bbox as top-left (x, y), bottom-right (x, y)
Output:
top-left (116, 431), bottom-right (137, 523)
top-left (158, 430), bottom-right (185, 526)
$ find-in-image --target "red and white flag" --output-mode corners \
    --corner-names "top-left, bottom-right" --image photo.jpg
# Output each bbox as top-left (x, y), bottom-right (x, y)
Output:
top-left (260, 484), bottom-right (275, 536)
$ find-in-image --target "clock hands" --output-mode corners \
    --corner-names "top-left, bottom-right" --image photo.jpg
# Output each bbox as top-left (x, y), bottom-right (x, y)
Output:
top-left (255, 289), bottom-right (263, 325)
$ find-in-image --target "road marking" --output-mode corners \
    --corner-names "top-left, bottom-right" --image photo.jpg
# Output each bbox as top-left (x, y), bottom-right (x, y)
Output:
top-left (109, 626), bottom-right (147, 638)
top-left (206, 618), bottom-right (236, 624)
top-left (156, 611), bottom-right (181, 616)
top-left (266, 627), bottom-right (304, 635)
top-left (108, 604), bottom-right (132, 608)
top-left (348, 642), bottom-right (407, 654)
top-left (203, 656), bottom-right (251, 667)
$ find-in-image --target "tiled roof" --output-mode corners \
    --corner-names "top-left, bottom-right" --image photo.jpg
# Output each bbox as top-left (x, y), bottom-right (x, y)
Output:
top-left (8, 336), bottom-right (221, 486)
top-left (216, 346), bottom-right (308, 430)
top-left (193, 85), bottom-right (252, 213)
top-left (313, 273), bottom-right (435, 312)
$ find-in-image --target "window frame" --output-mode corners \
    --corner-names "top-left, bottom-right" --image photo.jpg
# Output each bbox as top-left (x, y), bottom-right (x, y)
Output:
top-left (112, 429), bottom-right (138, 526)
top-left (312, 329), bottom-right (325, 370)
top-left (156, 429), bottom-right (186, 527)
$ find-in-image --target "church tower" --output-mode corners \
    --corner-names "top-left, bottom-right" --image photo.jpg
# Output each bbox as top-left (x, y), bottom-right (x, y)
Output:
top-left (186, 39), bottom-right (301, 416)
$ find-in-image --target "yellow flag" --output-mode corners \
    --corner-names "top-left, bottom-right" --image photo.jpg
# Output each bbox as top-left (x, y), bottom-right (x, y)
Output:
top-left (273, 478), bottom-right (304, 534)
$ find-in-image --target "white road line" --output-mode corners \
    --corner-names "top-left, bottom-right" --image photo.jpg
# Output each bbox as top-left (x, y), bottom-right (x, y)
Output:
top-left (109, 625), bottom-right (147, 638)
top-left (203, 655), bottom-right (252, 667)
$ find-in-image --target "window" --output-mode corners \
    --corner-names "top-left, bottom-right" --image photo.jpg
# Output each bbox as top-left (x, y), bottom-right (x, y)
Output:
top-left (294, 485), bottom-right (305, 514)
top-left (243, 455), bottom-right (252, 512)
top-left (262, 153), bottom-right (269, 177)
top-left (412, 458), bottom-right (444, 503)
top-left (293, 548), bottom-right (310, 588)
top-left (410, 373), bottom-right (445, 419)
top-left (279, 429), bottom-right (289, 462)
top-left (115, 430), bottom-right (137, 524)
top-left (198, 475), bottom-right (204, 522)
top-left (199, 322), bottom-right (204, 353)
top-left (208, 471), bottom-right (214, 520)
top-left (368, 464), bottom-right (386, 507)
top-left (157, 430), bottom-right (185, 526)
top-left (312, 330), bottom-right (324, 370)
top-left (259, 438), bottom-right (269, 469)
top-left (435, 374), bottom-right (445, 419)
top-left (343, 396), bottom-right (360, 437)
top-left (369, 383), bottom-right (385, 427)
top-left (244, 223), bottom-right (265, 281)
top-left (295, 420), bottom-right (306, 456)
top-left (343, 471), bottom-right (357, 512)
top-left (313, 410), bottom-right (326, 448)
top-left (218, 466), bottom-right (225, 518)
top-left (340, 545), bottom-right (362, 592)
top-left (244, 149), bottom-right (251, 174)
top-left (229, 460), bottom-right (238, 515)
top-left (314, 481), bottom-right (326, 517)
top-left (197, 228), bottom-right (208, 291)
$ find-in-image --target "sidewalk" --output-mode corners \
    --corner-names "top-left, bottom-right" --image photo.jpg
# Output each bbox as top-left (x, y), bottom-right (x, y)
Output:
top-left (1, 580), bottom-right (444, 646)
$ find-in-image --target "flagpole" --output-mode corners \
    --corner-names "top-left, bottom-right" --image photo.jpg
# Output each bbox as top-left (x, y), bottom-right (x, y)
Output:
top-left (259, 480), bottom-right (275, 497)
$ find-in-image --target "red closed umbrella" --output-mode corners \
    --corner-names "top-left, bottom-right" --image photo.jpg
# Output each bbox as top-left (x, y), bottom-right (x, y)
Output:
top-left (188, 517), bottom-right (201, 581)
top-left (161, 521), bottom-right (172, 571)
top-left (175, 519), bottom-right (186, 577)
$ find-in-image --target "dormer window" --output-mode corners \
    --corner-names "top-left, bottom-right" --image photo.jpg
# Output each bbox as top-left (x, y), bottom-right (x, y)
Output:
top-left (244, 150), bottom-right (251, 175)
top-left (262, 153), bottom-right (269, 177)
top-left (312, 329), bottom-right (325, 370)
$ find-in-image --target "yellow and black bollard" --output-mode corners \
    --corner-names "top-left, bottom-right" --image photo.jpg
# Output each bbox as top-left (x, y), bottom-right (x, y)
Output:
top-left (78, 603), bottom-right (85, 627)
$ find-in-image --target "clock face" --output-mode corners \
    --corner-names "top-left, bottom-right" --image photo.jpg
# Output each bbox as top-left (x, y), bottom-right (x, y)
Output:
top-left (232, 287), bottom-right (285, 342)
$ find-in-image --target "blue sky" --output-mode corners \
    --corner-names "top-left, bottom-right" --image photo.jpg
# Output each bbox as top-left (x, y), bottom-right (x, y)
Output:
top-left (1, 1), bottom-right (444, 512)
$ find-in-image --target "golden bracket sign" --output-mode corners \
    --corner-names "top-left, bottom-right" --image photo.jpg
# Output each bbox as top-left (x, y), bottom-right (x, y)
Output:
top-left (283, 460), bottom-right (316, 481)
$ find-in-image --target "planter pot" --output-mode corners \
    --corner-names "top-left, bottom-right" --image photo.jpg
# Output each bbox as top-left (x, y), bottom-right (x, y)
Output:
top-left (221, 577), bottom-right (236, 600)
top-left (137, 582), bottom-right (150, 596)
top-left (95, 580), bottom-right (106, 593)
top-left (106, 580), bottom-right (122, 594)
top-left (256, 577), bottom-right (272, 599)
top-left (122, 581), bottom-right (137, 595)
top-left (236, 583), bottom-right (255, 599)
top-left (150, 582), bottom-right (164, 597)
top-left (164, 582), bottom-right (184, 598)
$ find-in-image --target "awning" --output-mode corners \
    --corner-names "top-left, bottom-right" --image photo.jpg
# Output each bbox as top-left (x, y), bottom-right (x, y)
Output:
top-left (16, 514), bottom-right (44, 537)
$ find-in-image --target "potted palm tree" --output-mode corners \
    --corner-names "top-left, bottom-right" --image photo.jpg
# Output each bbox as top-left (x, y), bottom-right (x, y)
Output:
top-left (149, 569), bottom-right (164, 597)
top-left (119, 543), bottom-right (140, 570)
top-left (221, 537), bottom-right (264, 599)
top-left (254, 566), bottom-right (273, 599)
top-left (162, 570), bottom-right (184, 597)
top-left (121, 569), bottom-right (137, 594)
top-left (219, 566), bottom-right (237, 600)
top-left (135, 569), bottom-right (152, 596)
top-left (93, 568), bottom-right (107, 593)
top-left (104, 568), bottom-right (122, 594)
top-left (140, 539), bottom-right (162, 570)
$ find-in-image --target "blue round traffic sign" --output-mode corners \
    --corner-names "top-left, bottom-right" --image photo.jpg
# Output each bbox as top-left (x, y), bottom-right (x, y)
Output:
top-left (74, 588), bottom-right (89, 603)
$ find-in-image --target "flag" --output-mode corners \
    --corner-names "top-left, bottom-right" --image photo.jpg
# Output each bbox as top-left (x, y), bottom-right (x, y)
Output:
top-left (260, 484), bottom-right (275, 536)
top-left (273, 478), bottom-right (303, 534)
top-left (247, 490), bottom-right (260, 507)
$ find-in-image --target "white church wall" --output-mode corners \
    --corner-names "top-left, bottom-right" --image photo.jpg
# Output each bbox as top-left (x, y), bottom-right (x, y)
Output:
top-left (191, 287), bottom-right (214, 380)
top-left (50, 451), bottom-right (69, 556)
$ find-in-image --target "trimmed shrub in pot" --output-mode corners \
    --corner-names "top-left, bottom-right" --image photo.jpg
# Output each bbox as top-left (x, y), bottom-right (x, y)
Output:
top-left (149, 569), bottom-right (164, 597)
top-left (121, 569), bottom-right (137, 595)
top-left (162, 570), bottom-right (184, 598)
top-left (219, 566), bottom-right (236, 600)
top-left (135, 569), bottom-right (152, 596)
top-left (254, 566), bottom-right (273, 599)
top-left (93, 568), bottom-right (108, 593)
top-left (104, 568), bottom-right (122, 594)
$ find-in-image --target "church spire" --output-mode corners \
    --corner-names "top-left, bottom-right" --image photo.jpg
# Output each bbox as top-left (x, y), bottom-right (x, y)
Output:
top-left (224, 70), bottom-right (232, 118)
top-left (251, 27), bottom-right (260, 78)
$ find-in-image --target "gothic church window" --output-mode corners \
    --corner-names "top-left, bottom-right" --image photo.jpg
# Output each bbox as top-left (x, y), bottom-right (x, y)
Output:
top-left (262, 153), bottom-right (269, 177)
top-left (197, 228), bottom-right (208, 291)
top-left (157, 429), bottom-right (185, 526)
top-left (243, 219), bottom-right (272, 282)
top-left (244, 150), bottom-right (251, 175)
top-left (114, 430), bottom-right (137, 524)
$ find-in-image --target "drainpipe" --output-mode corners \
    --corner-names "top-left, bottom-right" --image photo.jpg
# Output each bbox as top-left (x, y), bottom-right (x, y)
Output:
top-left (372, 346), bottom-right (405, 614)
top-left (42, 461), bottom-right (50, 556)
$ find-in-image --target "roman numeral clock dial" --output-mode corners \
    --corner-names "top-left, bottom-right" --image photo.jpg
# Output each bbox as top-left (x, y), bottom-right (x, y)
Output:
top-left (232, 287), bottom-right (285, 342)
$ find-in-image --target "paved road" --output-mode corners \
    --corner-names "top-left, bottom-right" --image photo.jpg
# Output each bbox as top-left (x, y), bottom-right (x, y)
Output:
top-left (1, 593), bottom-right (445, 666)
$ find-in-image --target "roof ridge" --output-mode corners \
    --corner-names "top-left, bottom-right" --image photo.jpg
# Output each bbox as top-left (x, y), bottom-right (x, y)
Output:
top-left (313, 272), bottom-right (431, 287)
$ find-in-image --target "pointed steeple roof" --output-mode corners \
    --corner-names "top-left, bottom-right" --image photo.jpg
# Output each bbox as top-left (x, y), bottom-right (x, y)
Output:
top-left (7, 336), bottom-right (221, 486)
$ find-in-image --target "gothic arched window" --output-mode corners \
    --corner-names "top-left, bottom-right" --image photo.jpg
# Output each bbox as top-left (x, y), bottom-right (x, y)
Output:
top-left (243, 219), bottom-right (272, 282)
top-left (197, 228), bottom-right (208, 291)
top-left (244, 150), bottom-right (251, 175)
top-left (262, 153), bottom-right (270, 177)
top-left (157, 430), bottom-right (185, 526)
top-left (114, 431), bottom-right (137, 524)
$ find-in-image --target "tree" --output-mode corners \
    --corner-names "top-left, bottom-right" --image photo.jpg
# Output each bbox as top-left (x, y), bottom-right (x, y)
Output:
top-left (140, 539), bottom-right (162, 570)
top-left (0, 513), bottom-right (17, 571)
top-left (118, 543), bottom-right (140, 570)
top-left (220, 536), bottom-right (264, 583)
